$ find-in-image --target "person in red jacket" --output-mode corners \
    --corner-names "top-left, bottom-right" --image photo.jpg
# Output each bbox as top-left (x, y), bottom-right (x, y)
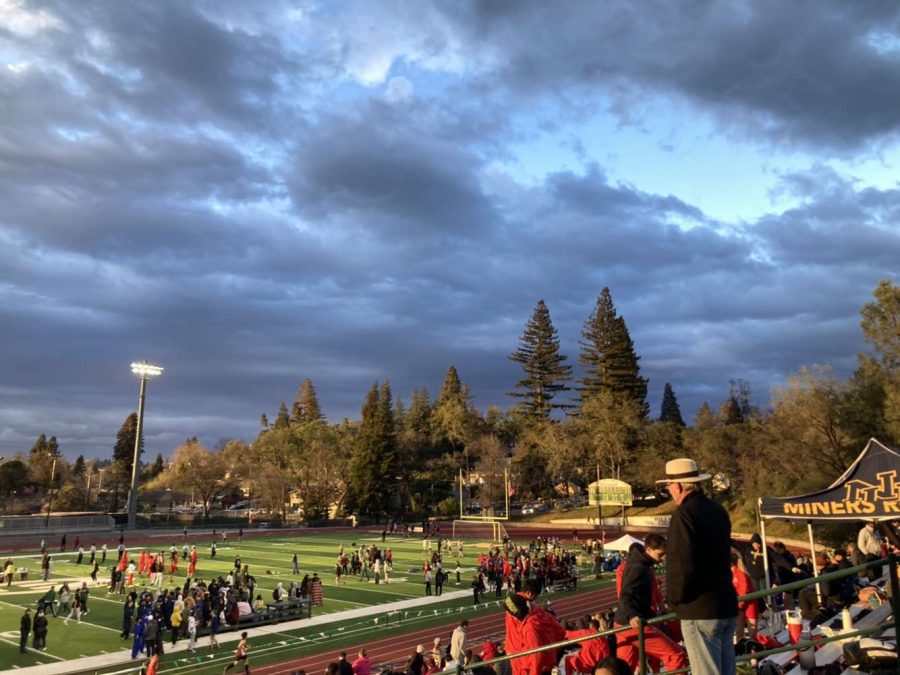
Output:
top-left (731, 552), bottom-right (757, 638)
top-left (564, 618), bottom-right (610, 674)
top-left (505, 579), bottom-right (566, 675)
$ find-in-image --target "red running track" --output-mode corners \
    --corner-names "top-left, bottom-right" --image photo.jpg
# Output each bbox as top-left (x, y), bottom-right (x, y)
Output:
top-left (253, 584), bottom-right (621, 675)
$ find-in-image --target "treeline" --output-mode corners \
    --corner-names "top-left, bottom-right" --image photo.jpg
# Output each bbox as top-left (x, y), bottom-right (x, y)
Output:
top-left (3, 281), bottom-right (897, 524)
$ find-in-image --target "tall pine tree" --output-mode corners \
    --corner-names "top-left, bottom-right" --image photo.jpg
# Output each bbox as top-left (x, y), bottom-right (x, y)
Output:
top-left (578, 287), bottom-right (648, 416)
top-left (508, 299), bottom-right (573, 419)
top-left (345, 382), bottom-right (399, 517)
top-left (659, 382), bottom-right (685, 426)
top-left (295, 378), bottom-right (325, 424)
top-left (431, 366), bottom-right (474, 450)
top-left (113, 412), bottom-right (141, 511)
top-left (273, 402), bottom-right (290, 429)
top-left (113, 413), bottom-right (141, 476)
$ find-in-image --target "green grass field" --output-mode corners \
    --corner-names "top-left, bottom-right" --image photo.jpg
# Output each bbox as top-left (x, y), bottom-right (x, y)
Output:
top-left (1, 529), bottom-right (606, 673)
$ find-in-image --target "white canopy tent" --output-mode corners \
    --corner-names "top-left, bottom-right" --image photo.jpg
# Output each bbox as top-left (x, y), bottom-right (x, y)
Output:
top-left (605, 533), bottom-right (644, 551)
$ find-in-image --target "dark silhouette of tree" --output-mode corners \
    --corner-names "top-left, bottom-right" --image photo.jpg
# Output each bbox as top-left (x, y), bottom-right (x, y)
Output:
top-left (274, 401), bottom-right (290, 429)
top-left (578, 287), bottom-right (648, 415)
top-left (508, 299), bottom-right (573, 419)
top-left (659, 382), bottom-right (685, 426)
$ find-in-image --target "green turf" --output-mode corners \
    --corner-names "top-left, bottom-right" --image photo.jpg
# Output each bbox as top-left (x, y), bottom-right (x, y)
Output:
top-left (0, 531), bottom-right (609, 673)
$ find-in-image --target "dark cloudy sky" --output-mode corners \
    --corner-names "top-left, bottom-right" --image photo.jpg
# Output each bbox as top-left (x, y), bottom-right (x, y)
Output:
top-left (2, 1), bottom-right (899, 461)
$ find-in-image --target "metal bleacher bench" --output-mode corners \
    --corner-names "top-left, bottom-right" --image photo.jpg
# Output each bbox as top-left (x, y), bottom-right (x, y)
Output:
top-left (548, 577), bottom-right (576, 592)
top-left (266, 597), bottom-right (312, 623)
top-left (195, 598), bottom-right (312, 637)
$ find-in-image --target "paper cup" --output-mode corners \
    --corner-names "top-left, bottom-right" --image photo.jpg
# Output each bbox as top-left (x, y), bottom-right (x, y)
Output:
top-left (786, 611), bottom-right (802, 644)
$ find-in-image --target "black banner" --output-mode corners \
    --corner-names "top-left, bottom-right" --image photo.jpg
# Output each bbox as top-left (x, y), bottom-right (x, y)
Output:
top-left (759, 438), bottom-right (900, 521)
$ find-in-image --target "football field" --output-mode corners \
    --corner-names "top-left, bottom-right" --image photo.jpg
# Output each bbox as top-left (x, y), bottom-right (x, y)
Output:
top-left (0, 529), bottom-right (609, 673)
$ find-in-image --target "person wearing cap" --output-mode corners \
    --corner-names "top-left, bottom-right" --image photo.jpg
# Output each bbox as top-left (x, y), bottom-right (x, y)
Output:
top-left (659, 458), bottom-right (738, 675)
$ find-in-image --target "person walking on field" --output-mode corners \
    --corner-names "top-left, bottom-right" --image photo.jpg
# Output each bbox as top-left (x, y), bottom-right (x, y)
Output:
top-left (659, 458), bottom-right (738, 675)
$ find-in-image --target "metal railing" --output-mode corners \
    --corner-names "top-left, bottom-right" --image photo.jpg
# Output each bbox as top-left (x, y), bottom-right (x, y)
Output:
top-left (441, 554), bottom-right (899, 675)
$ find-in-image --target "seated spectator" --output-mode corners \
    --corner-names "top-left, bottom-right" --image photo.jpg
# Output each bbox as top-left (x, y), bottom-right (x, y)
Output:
top-left (352, 649), bottom-right (371, 675)
top-left (593, 657), bottom-right (631, 675)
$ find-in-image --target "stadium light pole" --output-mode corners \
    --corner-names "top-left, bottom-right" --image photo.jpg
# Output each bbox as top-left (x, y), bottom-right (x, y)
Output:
top-left (44, 453), bottom-right (57, 527)
top-left (126, 361), bottom-right (164, 531)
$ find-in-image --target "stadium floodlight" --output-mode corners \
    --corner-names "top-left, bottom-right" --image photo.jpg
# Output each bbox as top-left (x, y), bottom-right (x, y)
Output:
top-left (126, 361), bottom-right (164, 530)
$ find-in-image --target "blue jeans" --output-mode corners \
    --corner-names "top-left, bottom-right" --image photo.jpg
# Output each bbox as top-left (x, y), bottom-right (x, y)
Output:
top-left (680, 616), bottom-right (737, 675)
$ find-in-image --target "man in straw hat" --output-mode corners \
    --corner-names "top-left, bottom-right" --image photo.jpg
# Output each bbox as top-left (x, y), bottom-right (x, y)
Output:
top-left (658, 458), bottom-right (738, 675)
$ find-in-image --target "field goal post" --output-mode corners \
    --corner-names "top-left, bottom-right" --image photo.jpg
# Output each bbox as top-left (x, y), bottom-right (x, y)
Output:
top-left (452, 518), bottom-right (508, 543)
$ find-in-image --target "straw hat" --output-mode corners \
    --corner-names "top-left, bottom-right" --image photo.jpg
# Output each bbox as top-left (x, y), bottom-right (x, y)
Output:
top-left (656, 458), bottom-right (711, 484)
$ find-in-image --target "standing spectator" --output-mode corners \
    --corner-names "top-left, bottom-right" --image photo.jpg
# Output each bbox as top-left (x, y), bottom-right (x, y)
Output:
top-left (143, 614), bottom-right (159, 657)
top-left (472, 574), bottom-right (485, 605)
top-left (352, 648), bottom-right (371, 675)
top-left (42, 554), bottom-right (51, 582)
top-left (121, 597), bottom-right (135, 640)
top-left (338, 651), bottom-right (354, 675)
top-left (32, 608), bottom-right (48, 651)
top-left (770, 541), bottom-right (798, 608)
top-left (209, 608), bottom-right (222, 649)
top-left (310, 573), bottom-right (324, 605)
top-left (131, 615), bottom-right (146, 659)
top-left (450, 620), bottom-right (469, 664)
top-left (60, 534), bottom-right (66, 552)
top-left (858, 521), bottom-right (884, 580)
top-left (661, 458), bottom-right (738, 675)
top-left (170, 602), bottom-right (182, 645)
top-left (613, 534), bottom-right (686, 672)
top-left (731, 552), bottom-right (757, 639)
top-left (187, 610), bottom-right (198, 653)
top-left (57, 584), bottom-right (70, 616)
top-left (20, 608), bottom-right (31, 653)
top-left (424, 568), bottom-right (432, 595)
top-left (435, 568), bottom-right (444, 596)
top-left (292, 553), bottom-right (300, 575)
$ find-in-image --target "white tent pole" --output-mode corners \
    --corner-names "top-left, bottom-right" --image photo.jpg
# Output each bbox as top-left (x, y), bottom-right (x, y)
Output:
top-left (759, 503), bottom-right (771, 594)
top-left (808, 521), bottom-right (822, 604)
